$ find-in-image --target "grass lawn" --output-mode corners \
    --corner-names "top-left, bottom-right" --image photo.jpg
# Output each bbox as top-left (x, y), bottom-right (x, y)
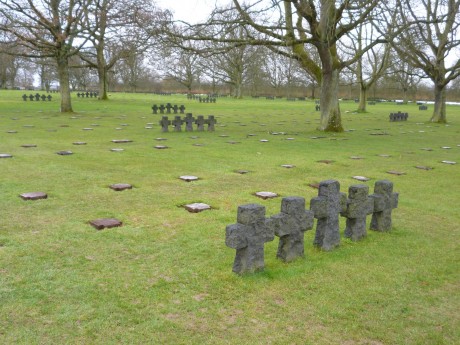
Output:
top-left (0, 90), bottom-right (459, 344)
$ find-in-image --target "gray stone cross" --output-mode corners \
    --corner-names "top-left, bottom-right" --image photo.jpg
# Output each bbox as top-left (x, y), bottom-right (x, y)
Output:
top-left (340, 184), bottom-right (374, 241)
top-left (195, 115), bottom-right (205, 131)
top-left (369, 180), bottom-right (399, 231)
top-left (206, 115), bottom-right (217, 131)
top-left (159, 116), bottom-right (171, 132)
top-left (184, 113), bottom-right (195, 132)
top-left (171, 116), bottom-right (183, 132)
top-left (225, 204), bottom-right (275, 274)
top-left (271, 197), bottom-right (314, 262)
top-left (310, 180), bottom-right (346, 251)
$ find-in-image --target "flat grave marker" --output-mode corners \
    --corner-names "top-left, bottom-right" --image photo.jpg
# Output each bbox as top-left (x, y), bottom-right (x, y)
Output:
top-left (109, 184), bottom-right (132, 191)
top-left (184, 203), bottom-right (211, 213)
top-left (19, 192), bottom-right (48, 200)
top-left (56, 151), bottom-right (73, 155)
top-left (352, 176), bottom-right (370, 182)
top-left (89, 218), bottom-right (123, 230)
top-left (255, 191), bottom-right (278, 200)
top-left (179, 175), bottom-right (199, 182)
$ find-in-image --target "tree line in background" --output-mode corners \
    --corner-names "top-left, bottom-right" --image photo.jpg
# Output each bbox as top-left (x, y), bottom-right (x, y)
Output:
top-left (1, 0), bottom-right (459, 131)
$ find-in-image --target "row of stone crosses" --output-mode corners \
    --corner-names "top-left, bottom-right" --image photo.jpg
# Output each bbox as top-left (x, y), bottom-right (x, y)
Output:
top-left (159, 114), bottom-right (216, 132)
top-left (22, 93), bottom-right (52, 102)
top-left (76, 91), bottom-right (98, 98)
top-left (389, 112), bottom-right (409, 122)
top-left (225, 179), bottom-right (399, 274)
top-left (152, 103), bottom-right (185, 114)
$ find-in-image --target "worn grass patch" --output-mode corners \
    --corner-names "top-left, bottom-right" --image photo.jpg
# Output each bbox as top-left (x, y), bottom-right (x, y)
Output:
top-left (0, 90), bottom-right (459, 344)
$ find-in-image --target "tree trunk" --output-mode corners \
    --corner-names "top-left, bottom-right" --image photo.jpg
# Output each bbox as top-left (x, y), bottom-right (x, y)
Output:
top-left (97, 65), bottom-right (109, 100)
top-left (57, 54), bottom-right (73, 112)
top-left (319, 69), bottom-right (343, 132)
top-left (358, 86), bottom-right (367, 112)
top-left (431, 83), bottom-right (447, 123)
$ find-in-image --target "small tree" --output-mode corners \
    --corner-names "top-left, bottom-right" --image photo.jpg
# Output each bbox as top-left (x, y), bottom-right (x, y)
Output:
top-left (391, 0), bottom-right (460, 123)
top-left (0, 0), bottom-right (91, 112)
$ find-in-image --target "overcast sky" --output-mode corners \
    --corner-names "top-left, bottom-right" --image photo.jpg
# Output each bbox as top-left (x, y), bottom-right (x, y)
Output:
top-left (155, 0), bottom-right (225, 23)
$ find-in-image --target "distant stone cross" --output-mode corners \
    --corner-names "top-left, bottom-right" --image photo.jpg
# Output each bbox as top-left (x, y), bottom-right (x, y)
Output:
top-left (340, 185), bottom-right (374, 241)
top-left (195, 115), bottom-right (205, 131)
top-left (225, 204), bottom-right (275, 274)
top-left (310, 180), bottom-right (346, 251)
top-left (206, 115), bottom-right (217, 131)
top-left (159, 116), bottom-right (171, 132)
top-left (165, 103), bottom-right (172, 114)
top-left (184, 113), bottom-right (195, 132)
top-left (172, 116), bottom-right (183, 132)
top-left (271, 197), bottom-right (314, 262)
top-left (152, 104), bottom-right (158, 114)
top-left (159, 104), bottom-right (165, 114)
top-left (369, 180), bottom-right (399, 231)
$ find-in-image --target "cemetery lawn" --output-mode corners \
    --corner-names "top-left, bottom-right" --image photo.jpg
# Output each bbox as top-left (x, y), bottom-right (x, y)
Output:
top-left (0, 91), bottom-right (459, 345)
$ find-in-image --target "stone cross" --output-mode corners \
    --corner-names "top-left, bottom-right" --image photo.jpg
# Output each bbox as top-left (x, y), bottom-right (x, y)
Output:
top-left (310, 180), bottom-right (346, 251)
top-left (184, 113), bottom-right (195, 132)
top-left (369, 180), bottom-right (399, 231)
top-left (47, 95), bottom-right (52, 101)
top-left (225, 204), bottom-right (275, 274)
top-left (152, 104), bottom-right (158, 114)
top-left (340, 184), bottom-right (374, 241)
top-left (159, 104), bottom-right (165, 114)
top-left (195, 115), bottom-right (206, 131)
top-left (206, 115), bottom-right (217, 131)
top-left (35, 93), bottom-right (41, 101)
top-left (159, 116), bottom-right (171, 132)
top-left (179, 105), bottom-right (186, 114)
top-left (165, 103), bottom-right (172, 114)
top-left (22, 94), bottom-right (27, 101)
top-left (172, 115), bottom-right (183, 132)
top-left (41, 94), bottom-right (46, 101)
top-left (172, 104), bottom-right (178, 114)
top-left (271, 197), bottom-right (314, 262)
top-left (29, 94), bottom-right (34, 101)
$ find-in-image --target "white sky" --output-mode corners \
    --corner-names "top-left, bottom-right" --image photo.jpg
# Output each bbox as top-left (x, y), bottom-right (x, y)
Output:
top-left (155, 0), bottom-right (226, 23)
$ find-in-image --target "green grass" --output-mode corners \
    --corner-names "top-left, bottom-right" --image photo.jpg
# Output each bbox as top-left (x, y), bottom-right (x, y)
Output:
top-left (0, 90), bottom-right (459, 344)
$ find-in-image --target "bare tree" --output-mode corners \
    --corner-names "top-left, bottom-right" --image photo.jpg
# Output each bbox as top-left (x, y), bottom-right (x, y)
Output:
top-left (0, 43), bottom-right (21, 89)
top-left (79, 0), bottom-right (162, 100)
top-left (169, 1), bottom-right (387, 131)
top-left (0, 0), bottom-right (91, 112)
top-left (391, 0), bottom-right (460, 123)
top-left (157, 44), bottom-right (203, 93)
top-left (387, 56), bottom-right (422, 103)
top-left (345, 23), bottom-right (391, 112)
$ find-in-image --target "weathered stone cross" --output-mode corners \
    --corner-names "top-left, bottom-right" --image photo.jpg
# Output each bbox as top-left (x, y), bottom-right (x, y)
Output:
top-left (310, 180), bottom-right (347, 251)
top-left (370, 180), bottom-right (399, 231)
top-left (271, 197), bottom-right (314, 262)
top-left (340, 184), bottom-right (374, 241)
top-left (225, 204), bottom-right (275, 274)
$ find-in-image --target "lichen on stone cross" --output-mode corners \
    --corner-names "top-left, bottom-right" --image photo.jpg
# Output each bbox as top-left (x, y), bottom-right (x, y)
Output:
top-left (340, 184), bottom-right (374, 241)
top-left (369, 180), bottom-right (399, 231)
top-left (310, 180), bottom-right (347, 251)
top-left (225, 204), bottom-right (275, 274)
top-left (271, 197), bottom-right (314, 262)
